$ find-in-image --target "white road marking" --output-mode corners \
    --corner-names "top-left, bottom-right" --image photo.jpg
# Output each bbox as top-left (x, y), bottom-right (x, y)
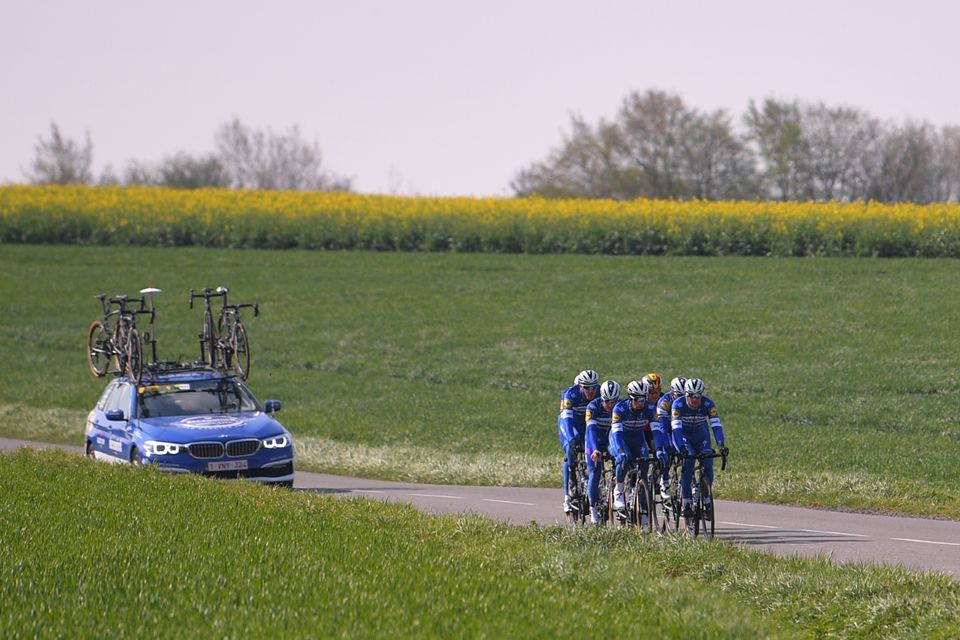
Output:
top-left (799, 529), bottom-right (869, 538)
top-left (890, 537), bottom-right (960, 547)
top-left (482, 499), bottom-right (536, 506)
top-left (410, 493), bottom-right (464, 500)
top-left (351, 489), bottom-right (386, 494)
top-left (720, 521), bottom-right (780, 529)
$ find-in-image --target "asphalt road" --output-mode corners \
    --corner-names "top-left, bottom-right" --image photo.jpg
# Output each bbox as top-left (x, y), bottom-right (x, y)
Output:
top-left (5, 437), bottom-right (959, 580)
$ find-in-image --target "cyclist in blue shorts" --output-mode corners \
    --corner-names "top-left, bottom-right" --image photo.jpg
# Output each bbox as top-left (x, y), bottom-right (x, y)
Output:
top-left (670, 377), bottom-right (728, 518)
top-left (609, 379), bottom-right (663, 511)
top-left (585, 380), bottom-right (620, 524)
top-left (655, 376), bottom-right (686, 499)
top-left (558, 369), bottom-right (600, 513)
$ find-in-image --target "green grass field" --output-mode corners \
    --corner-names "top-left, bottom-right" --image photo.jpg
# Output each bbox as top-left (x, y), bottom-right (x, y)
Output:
top-left (1, 244), bottom-right (959, 518)
top-left (2, 449), bottom-right (958, 639)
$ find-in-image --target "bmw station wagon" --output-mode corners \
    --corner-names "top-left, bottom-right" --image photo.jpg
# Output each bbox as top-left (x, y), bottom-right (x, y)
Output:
top-left (84, 364), bottom-right (294, 486)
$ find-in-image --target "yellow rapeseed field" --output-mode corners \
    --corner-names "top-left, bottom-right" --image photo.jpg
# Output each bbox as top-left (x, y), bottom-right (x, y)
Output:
top-left (2, 185), bottom-right (959, 256)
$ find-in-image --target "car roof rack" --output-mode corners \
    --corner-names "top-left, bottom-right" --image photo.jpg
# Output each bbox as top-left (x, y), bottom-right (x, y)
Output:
top-left (140, 360), bottom-right (231, 380)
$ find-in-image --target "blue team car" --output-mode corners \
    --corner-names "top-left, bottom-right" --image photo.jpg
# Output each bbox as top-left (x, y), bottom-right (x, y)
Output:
top-left (85, 363), bottom-right (294, 486)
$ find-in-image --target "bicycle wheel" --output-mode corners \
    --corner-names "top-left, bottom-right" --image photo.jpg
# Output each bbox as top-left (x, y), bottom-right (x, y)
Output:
top-left (201, 310), bottom-right (218, 366)
top-left (233, 322), bottom-right (251, 379)
top-left (565, 456), bottom-right (583, 525)
top-left (650, 478), bottom-right (666, 534)
top-left (606, 476), bottom-right (617, 526)
top-left (125, 327), bottom-right (143, 383)
top-left (86, 320), bottom-right (111, 377)
top-left (633, 478), bottom-right (652, 533)
top-left (671, 465), bottom-right (684, 533)
top-left (694, 479), bottom-right (715, 538)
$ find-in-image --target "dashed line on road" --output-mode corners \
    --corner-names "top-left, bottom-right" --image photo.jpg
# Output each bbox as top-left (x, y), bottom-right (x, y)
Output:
top-left (482, 499), bottom-right (536, 506)
top-left (720, 521), bottom-right (780, 529)
top-left (799, 529), bottom-right (869, 538)
top-left (351, 489), bottom-right (386, 494)
top-left (890, 537), bottom-right (960, 547)
top-left (410, 493), bottom-right (464, 500)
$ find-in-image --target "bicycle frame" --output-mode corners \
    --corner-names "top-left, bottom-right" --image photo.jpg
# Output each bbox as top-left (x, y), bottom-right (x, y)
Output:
top-left (686, 451), bottom-right (727, 538)
top-left (87, 293), bottom-right (144, 382)
top-left (189, 286), bottom-right (259, 379)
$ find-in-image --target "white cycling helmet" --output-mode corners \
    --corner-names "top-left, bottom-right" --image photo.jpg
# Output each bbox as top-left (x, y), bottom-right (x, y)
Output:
top-left (575, 369), bottom-right (600, 387)
top-left (626, 379), bottom-right (650, 399)
top-left (670, 376), bottom-right (687, 394)
top-left (599, 380), bottom-right (620, 402)
top-left (684, 377), bottom-right (705, 396)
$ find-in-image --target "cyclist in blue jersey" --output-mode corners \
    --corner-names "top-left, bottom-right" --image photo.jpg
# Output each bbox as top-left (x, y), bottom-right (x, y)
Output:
top-left (558, 369), bottom-right (600, 513)
top-left (585, 380), bottom-right (620, 524)
top-left (670, 377), bottom-right (728, 518)
top-left (655, 376), bottom-right (686, 499)
top-left (609, 379), bottom-right (663, 511)
top-left (641, 372), bottom-right (664, 455)
top-left (643, 372), bottom-right (663, 406)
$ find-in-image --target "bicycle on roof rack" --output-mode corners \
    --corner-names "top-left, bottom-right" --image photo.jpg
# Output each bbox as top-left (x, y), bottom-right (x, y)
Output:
top-left (86, 293), bottom-right (149, 383)
top-left (189, 286), bottom-right (259, 380)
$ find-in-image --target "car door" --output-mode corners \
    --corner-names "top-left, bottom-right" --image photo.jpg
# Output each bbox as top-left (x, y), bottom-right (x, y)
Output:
top-left (90, 381), bottom-right (120, 459)
top-left (105, 382), bottom-right (134, 461)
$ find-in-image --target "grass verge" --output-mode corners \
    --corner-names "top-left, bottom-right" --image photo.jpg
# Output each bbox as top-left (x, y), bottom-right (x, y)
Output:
top-left (2, 449), bottom-right (959, 639)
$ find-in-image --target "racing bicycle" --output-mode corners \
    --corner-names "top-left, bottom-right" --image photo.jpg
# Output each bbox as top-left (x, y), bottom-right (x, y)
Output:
top-left (566, 446), bottom-right (589, 525)
top-left (655, 452), bottom-right (684, 535)
top-left (614, 455), bottom-right (654, 532)
top-left (189, 286), bottom-right (259, 379)
top-left (684, 450), bottom-right (728, 538)
top-left (86, 294), bottom-right (146, 383)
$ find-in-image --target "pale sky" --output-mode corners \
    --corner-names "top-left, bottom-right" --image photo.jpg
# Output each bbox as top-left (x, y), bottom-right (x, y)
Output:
top-left (2, 0), bottom-right (958, 196)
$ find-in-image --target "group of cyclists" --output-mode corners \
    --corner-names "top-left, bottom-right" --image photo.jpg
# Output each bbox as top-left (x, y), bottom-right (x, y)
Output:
top-left (558, 369), bottom-right (729, 525)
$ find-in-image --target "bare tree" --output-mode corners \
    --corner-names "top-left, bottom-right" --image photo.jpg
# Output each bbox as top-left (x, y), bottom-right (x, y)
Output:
top-left (680, 109), bottom-right (758, 200)
top-left (158, 152), bottom-right (230, 189)
top-left (25, 123), bottom-right (94, 185)
top-left (512, 115), bottom-right (636, 199)
top-left (214, 118), bottom-right (351, 191)
top-left (934, 126), bottom-right (960, 202)
top-left (798, 104), bottom-right (882, 201)
top-left (868, 121), bottom-right (939, 203)
top-left (743, 99), bottom-right (807, 200)
top-left (616, 90), bottom-right (695, 198)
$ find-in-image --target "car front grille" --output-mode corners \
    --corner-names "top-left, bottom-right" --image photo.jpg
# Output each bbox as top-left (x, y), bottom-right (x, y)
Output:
top-left (226, 439), bottom-right (260, 457)
top-left (188, 442), bottom-right (225, 459)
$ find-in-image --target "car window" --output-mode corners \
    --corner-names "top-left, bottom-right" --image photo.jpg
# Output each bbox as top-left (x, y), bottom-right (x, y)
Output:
top-left (103, 382), bottom-right (132, 417)
top-left (97, 381), bottom-right (118, 410)
top-left (138, 379), bottom-right (260, 418)
top-left (115, 384), bottom-right (132, 417)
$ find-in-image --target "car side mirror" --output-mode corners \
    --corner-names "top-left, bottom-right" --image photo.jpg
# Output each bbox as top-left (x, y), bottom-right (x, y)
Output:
top-left (105, 409), bottom-right (125, 421)
top-left (264, 400), bottom-right (281, 414)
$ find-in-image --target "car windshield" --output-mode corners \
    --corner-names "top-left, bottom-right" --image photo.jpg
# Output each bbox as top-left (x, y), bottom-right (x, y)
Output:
top-left (137, 379), bottom-right (260, 418)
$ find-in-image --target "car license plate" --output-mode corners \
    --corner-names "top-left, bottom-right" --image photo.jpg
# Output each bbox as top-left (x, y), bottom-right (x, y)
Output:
top-left (207, 460), bottom-right (249, 472)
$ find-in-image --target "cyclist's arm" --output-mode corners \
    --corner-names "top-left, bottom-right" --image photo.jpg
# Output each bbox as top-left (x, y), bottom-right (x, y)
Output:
top-left (707, 400), bottom-right (725, 446)
top-left (558, 396), bottom-right (577, 445)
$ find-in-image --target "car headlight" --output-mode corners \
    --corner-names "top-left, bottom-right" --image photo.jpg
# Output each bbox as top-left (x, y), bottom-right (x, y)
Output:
top-left (262, 435), bottom-right (289, 449)
top-left (144, 440), bottom-right (183, 456)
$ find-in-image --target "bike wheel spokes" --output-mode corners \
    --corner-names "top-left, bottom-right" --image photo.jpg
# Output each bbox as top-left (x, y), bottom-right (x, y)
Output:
top-left (633, 480), bottom-right (651, 533)
top-left (234, 322), bottom-right (251, 380)
top-left (125, 328), bottom-right (143, 383)
top-left (701, 480), bottom-right (715, 538)
top-left (86, 320), bottom-right (110, 377)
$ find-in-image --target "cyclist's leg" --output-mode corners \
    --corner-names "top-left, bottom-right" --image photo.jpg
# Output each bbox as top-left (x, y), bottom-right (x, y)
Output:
top-left (702, 448), bottom-right (715, 503)
top-left (559, 420), bottom-right (572, 508)
top-left (614, 451), bottom-right (630, 509)
top-left (586, 451), bottom-right (600, 507)
top-left (680, 449), bottom-right (695, 515)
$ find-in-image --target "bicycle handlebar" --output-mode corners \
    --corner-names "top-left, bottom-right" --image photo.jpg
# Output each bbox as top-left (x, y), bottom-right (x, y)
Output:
top-left (188, 287), bottom-right (228, 309)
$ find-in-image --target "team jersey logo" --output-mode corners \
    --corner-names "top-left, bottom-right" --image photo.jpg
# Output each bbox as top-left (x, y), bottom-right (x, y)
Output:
top-left (672, 409), bottom-right (680, 417)
top-left (561, 399), bottom-right (573, 409)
